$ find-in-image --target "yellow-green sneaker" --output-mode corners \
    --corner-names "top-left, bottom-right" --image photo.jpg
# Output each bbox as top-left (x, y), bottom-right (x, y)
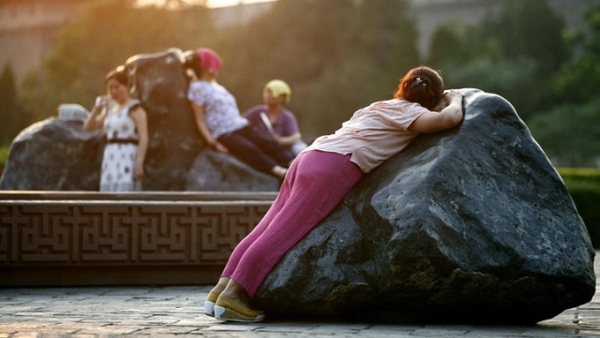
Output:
top-left (214, 295), bottom-right (265, 323)
top-left (204, 291), bottom-right (220, 317)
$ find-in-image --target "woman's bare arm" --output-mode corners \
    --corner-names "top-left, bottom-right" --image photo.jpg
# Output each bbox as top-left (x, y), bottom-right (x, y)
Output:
top-left (83, 104), bottom-right (106, 132)
top-left (273, 131), bottom-right (302, 147)
top-left (129, 106), bottom-right (149, 181)
top-left (189, 101), bottom-right (228, 152)
top-left (408, 91), bottom-right (464, 133)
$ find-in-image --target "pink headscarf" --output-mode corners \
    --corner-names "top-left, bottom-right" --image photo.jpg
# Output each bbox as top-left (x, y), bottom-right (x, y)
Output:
top-left (197, 47), bottom-right (223, 74)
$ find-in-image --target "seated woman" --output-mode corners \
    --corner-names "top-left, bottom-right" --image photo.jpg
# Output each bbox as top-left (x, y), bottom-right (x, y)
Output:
top-left (187, 48), bottom-right (293, 179)
top-left (243, 80), bottom-right (307, 156)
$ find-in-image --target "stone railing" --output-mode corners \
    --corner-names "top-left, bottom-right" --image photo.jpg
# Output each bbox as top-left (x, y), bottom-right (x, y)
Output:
top-left (0, 191), bottom-right (277, 286)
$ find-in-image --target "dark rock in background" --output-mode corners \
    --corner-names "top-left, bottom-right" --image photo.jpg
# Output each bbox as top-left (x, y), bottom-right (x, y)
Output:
top-left (0, 49), bottom-right (279, 191)
top-left (187, 150), bottom-right (281, 191)
top-left (124, 48), bottom-right (201, 191)
top-left (257, 88), bottom-right (596, 325)
top-left (0, 119), bottom-right (103, 190)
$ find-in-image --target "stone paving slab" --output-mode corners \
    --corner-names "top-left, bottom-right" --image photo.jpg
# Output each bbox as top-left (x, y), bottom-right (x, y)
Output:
top-left (1, 259), bottom-right (599, 337)
top-left (1, 285), bottom-right (598, 337)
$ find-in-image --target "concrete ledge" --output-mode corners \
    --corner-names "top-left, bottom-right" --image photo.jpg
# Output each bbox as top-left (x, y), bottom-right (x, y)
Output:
top-left (0, 192), bottom-right (276, 286)
top-left (0, 190), bottom-right (278, 201)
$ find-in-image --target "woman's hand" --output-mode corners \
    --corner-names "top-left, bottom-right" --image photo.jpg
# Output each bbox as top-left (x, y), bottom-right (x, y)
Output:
top-left (408, 90), bottom-right (464, 133)
top-left (272, 132), bottom-right (302, 147)
top-left (212, 141), bottom-right (229, 153)
top-left (432, 96), bottom-right (448, 112)
top-left (94, 95), bottom-right (109, 109)
top-left (134, 161), bottom-right (145, 181)
top-left (432, 90), bottom-right (462, 111)
top-left (83, 96), bottom-right (109, 132)
top-left (444, 90), bottom-right (463, 103)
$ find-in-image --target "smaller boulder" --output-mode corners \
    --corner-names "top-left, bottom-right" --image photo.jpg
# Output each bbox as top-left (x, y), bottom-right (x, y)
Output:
top-left (57, 104), bottom-right (90, 122)
top-left (187, 150), bottom-right (281, 192)
top-left (0, 118), bottom-right (103, 191)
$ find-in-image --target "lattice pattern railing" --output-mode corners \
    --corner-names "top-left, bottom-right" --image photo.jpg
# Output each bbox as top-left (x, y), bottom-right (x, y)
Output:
top-left (0, 192), bottom-right (276, 285)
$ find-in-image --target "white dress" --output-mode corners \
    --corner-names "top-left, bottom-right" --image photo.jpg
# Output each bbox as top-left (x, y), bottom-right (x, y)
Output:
top-left (100, 99), bottom-right (142, 191)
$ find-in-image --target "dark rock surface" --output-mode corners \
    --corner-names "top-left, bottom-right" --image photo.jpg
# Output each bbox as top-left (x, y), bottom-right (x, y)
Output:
top-left (187, 150), bottom-right (280, 192)
top-left (0, 119), bottom-right (104, 191)
top-left (124, 48), bottom-right (202, 191)
top-left (0, 49), bottom-right (279, 192)
top-left (256, 88), bottom-right (596, 325)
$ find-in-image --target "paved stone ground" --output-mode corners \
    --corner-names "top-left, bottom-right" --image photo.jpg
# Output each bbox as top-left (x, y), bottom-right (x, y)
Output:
top-left (1, 257), bottom-right (599, 337)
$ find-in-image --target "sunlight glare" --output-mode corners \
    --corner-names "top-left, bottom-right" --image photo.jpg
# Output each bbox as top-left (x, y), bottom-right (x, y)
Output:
top-left (137, 0), bottom-right (276, 8)
top-left (208, 0), bottom-right (276, 7)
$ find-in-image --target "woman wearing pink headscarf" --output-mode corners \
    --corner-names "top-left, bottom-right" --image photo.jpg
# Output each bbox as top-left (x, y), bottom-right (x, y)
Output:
top-left (187, 47), bottom-right (293, 179)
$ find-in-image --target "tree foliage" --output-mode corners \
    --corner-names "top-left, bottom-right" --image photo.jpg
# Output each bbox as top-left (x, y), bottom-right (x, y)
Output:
top-left (216, 0), bottom-right (418, 137)
top-left (426, 0), bottom-right (600, 167)
top-left (529, 98), bottom-right (600, 167)
top-left (20, 0), bottom-right (214, 119)
top-left (13, 0), bottom-right (600, 167)
top-left (427, 0), bottom-right (568, 120)
top-left (0, 63), bottom-right (22, 145)
top-left (527, 3), bottom-right (600, 167)
top-left (20, 0), bottom-right (418, 138)
top-left (553, 3), bottom-right (600, 105)
top-left (478, 0), bottom-right (568, 73)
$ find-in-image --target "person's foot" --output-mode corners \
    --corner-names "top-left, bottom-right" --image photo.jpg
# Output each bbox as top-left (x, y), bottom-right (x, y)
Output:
top-left (214, 295), bottom-right (265, 322)
top-left (204, 290), bottom-right (220, 317)
top-left (204, 279), bottom-right (229, 317)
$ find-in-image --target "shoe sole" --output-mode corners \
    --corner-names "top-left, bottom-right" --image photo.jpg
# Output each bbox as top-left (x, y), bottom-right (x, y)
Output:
top-left (214, 305), bottom-right (265, 323)
top-left (204, 300), bottom-right (215, 317)
top-left (204, 291), bottom-right (221, 317)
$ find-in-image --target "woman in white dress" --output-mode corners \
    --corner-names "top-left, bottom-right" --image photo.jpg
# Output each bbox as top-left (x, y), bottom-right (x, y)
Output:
top-left (84, 66), bottom-right (149, 191)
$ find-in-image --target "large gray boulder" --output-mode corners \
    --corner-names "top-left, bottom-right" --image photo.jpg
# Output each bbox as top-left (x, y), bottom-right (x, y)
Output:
top-left (0, 49), bottom-right (280, 191)
top-left (125, 48), bottom-right (202, 191)
top-left (256, 88), bottom-right (595, 325)
top-left (0, 119), bottom-right (104, 190)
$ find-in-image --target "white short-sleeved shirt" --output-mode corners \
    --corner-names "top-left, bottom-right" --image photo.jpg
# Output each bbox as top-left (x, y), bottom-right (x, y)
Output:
top-left (187, 80), bottom-right (248, 139)
top-left (305, 99), bottom-right (429, 173)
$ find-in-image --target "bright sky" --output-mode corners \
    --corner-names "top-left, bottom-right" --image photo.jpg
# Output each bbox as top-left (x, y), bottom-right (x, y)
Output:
top-left (207, 0), bottom-right (275, 7)
top-left (138, 0), bottom-right (276, 8)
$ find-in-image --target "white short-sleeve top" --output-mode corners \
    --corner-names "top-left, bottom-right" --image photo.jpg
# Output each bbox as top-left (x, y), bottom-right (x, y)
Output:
top-left (187, 80), bottom-right (249, 139)
top-left (306, 99), bottom-right (429, 173)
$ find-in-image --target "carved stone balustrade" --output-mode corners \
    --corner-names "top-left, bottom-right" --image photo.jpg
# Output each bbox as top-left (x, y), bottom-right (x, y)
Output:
top-left (0, 191), bottom-right (276, 286)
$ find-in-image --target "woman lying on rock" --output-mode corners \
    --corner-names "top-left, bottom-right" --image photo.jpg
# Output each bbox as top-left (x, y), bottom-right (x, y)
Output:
top-left (187, 47), bottom-right (294, 180)
top-left (204, 66), bottom-right (464, 323)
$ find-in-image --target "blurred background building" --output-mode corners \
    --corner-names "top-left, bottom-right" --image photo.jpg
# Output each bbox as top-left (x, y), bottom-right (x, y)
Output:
top-left (0, 0), bottom-right (595, 82)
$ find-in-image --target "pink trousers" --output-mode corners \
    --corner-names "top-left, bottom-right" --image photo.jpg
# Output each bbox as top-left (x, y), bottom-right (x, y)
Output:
top-left (221, 150), bottom-right (365, 297)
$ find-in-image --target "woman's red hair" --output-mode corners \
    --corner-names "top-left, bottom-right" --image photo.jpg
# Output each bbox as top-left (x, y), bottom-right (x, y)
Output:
top-left (394, 66), bottom-right (444, 109)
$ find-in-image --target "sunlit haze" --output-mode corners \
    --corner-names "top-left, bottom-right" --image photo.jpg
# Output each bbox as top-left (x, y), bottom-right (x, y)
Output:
top-left (207, 0), bottom-right (275, 7)
top-left (138, 0), bottom-right (276, 8)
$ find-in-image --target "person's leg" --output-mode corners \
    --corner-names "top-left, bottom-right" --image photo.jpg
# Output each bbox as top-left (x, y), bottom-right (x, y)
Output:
top-left (214, 151), bottom-right (363, 321)
top-left (218, 129), bottom-right (284, 176)
top-left (221, 151), bottom-right (364, 304)
top-left (240, 126), bottom-right (295, 168)
top-left (204, 154), bottom-right (302, 316)
top-left (214, 278), bottom-right (266, 322)
top-left (219, 155), bottom-right (300, 279)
